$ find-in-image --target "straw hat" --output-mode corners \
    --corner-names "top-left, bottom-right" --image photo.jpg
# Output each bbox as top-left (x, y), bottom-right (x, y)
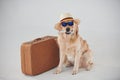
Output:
top-left (59, 13), bottom-right (73, 21)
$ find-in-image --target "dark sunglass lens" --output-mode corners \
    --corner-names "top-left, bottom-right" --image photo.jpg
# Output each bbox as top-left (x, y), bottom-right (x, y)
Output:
top-left (61, 22), bottom-right (67, 27)
top-left (68, 21), bottom-right (73, 26)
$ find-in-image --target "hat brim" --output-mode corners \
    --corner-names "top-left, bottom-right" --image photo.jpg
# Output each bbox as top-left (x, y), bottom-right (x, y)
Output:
top-left (60, 17), bottom-right (73, 21)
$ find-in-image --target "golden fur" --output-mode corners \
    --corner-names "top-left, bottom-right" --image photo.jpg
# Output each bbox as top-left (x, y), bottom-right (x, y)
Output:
top-left (55, 18), bottom-right (93, 75)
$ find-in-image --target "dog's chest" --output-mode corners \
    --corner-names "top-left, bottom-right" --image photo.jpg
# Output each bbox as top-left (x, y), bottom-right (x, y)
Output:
top-left (66, 46), bottom-right (76, 63)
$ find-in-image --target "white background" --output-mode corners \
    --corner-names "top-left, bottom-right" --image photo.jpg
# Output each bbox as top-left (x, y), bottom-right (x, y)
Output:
top-left (0, 0), bottom-right (120, 80)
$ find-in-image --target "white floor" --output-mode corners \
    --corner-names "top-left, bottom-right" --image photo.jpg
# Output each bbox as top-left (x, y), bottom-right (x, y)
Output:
top-left (0, 35), bottom-right (120, 80)
top-left (0, 0), bottom-right (120, 80)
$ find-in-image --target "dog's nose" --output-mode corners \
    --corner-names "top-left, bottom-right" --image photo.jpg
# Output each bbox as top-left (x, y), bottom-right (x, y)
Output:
top-left (66, 27), bottom-right (70, 32)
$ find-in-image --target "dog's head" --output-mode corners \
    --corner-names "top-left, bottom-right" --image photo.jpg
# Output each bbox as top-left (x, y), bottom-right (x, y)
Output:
top-left (54, 17), bottom-right (80, 35)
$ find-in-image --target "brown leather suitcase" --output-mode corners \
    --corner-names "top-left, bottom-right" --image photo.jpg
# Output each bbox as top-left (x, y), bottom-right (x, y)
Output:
top-left (21, 36), bottom-right (59, 75)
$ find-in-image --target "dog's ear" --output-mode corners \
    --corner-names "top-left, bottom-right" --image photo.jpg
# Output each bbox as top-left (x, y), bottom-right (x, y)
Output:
top-left (74, 19), bottom-right (80, 25)
top-left (54, 22), bottom-right (62, 31)
top-left (76, 26), bottom-right (79, 37)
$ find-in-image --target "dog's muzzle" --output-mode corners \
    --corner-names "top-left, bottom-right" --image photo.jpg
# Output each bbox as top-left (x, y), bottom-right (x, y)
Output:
top-left (65, 27), bottom-right (73, 34)
top-left (59, 28), bottom-right (74, 35)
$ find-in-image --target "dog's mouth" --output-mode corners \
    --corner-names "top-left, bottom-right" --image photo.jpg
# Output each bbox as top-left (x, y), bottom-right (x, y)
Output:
top-left (65, 32), bottom-right (71, 34)
top-left (65, 30), bottom-right (74, 35)
top-left (59, 30), bottom-right (74, 35)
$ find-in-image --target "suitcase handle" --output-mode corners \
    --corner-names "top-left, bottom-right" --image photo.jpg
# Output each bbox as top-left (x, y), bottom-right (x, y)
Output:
top-left (33, 36), bottom-right (57, 42)
top-left (33, 36), bottom-right (52, 42)
top-left (33, 38), bottom-right (42, 42)
top-left (34, 38), bottom-right (42, 41)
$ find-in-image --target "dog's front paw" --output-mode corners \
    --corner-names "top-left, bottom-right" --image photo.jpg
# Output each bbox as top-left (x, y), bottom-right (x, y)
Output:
top-left (55, 67), bottom-right (62, 74)
top-left (72, 69), bottom-right (78, 75)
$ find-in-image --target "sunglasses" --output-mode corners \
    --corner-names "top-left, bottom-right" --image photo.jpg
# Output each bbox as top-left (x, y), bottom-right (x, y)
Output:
top-left (61, 21), bottom-right (74, 27)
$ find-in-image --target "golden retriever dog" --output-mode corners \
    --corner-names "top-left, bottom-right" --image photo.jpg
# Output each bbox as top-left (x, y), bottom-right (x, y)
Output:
top-left (55, 13), bottom-right (93, 75)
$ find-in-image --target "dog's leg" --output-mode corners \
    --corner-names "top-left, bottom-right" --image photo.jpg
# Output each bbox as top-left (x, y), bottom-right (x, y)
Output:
top-left (83, 50), bottom-right (93, 71)
top-left (72, 50), bottom-right (81, 75)
top-left (55, 49), bottom-right (65, 74)
top-left (79, 56), bottom-right (83, 68)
